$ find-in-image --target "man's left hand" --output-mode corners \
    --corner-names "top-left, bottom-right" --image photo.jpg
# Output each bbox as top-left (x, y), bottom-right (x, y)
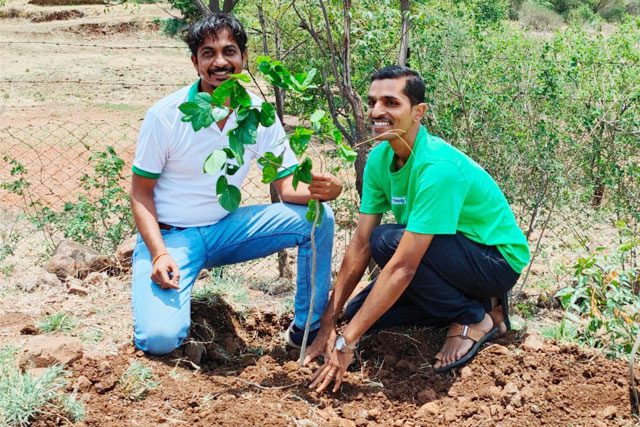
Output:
top-left (308, 173), bottom-right (342, 201)
top-left (309, 345), bottom-right (354, 393)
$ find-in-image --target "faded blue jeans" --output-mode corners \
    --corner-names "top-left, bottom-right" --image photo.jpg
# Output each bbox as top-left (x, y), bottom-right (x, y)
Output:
top-left (132, 202), bottom-right (334, 355)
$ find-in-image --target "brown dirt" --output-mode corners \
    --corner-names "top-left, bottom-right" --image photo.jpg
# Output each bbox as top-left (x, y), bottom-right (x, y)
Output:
top-left (33, 299), bottom-right (637, 426)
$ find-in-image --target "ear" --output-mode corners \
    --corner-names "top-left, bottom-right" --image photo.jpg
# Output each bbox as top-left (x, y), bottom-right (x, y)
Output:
top-left (242, 51), bottom-right (249, 68)
top-left (191, 55), bottom-right (199, 74)
top-left (412, 103), bottom-right (427, 122)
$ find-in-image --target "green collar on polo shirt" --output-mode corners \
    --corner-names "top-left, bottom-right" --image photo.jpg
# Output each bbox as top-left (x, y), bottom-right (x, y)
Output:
top-left (187, 79), bottom-right (201, 102)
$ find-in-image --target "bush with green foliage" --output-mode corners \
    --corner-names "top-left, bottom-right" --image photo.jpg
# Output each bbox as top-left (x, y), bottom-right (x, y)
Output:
top-left (2, 147), bottom-right (134, 254)
top-left (0, 346), bottom-right (85, 426)
top-left (555, 222), bottom-right (639, 357)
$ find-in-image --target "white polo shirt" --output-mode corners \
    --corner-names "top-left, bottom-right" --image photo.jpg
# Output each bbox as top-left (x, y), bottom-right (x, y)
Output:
top-left (132, 80), bottom-right (299, 228)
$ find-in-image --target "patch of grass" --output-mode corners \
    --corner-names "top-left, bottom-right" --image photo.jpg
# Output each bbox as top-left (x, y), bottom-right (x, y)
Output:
top-left (193, 268), bottom-right (251, 314)
top-left (97, 103), bottom-right (142, 113)
top-left (119, 361), bottom-right (158, 401)
top-left (81, 328), bottom-right (103, 344)
top-left (542, 319), bottom-right (579, 343)
top-left (514, 301), bottom-right (536, 319)
top-left (38, 313), bottom-right (76, 334)
top-left (0, 345), bottom-right (85, 426)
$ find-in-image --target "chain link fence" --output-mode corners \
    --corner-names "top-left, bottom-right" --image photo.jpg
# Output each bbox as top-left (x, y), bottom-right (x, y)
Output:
top-left (0, 120), bottom-right (359, 283)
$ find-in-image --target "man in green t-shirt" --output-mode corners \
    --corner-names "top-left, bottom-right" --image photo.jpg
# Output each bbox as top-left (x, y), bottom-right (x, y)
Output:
top-left (304, 66), bottom-right (530, 392)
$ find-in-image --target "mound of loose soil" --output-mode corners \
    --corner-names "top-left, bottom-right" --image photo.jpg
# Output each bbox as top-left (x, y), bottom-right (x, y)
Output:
top-left (29, 0), bottom-right (103, 5)
top-left (34, 298), bottom-right (636, 426)
top-left (65, 20), bottom-right (158, 36)
top-left (31, 9), bottom-right (84, 22)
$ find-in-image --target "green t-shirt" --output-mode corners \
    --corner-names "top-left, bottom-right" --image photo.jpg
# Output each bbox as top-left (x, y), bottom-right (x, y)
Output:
top-left (360, 125), bottom-right (530, 273)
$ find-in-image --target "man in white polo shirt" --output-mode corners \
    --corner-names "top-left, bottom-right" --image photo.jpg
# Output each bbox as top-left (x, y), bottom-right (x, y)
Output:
top-left (130, 13), bottom-right (342, 355)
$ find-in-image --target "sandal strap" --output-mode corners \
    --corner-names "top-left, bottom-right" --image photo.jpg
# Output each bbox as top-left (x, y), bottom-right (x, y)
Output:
top-left (446, 323), bottom-right (486, 342)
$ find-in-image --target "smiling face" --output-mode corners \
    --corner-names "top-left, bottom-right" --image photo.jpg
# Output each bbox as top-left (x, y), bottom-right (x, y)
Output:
top-left (191, 29), bottom-right (245, 93)
top-left (367, 77), bottom-right (424, 145)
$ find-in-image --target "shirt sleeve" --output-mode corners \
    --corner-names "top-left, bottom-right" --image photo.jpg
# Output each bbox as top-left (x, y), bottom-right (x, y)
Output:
top-left (132, 110), bottom-right (171, 179)
top-left (360, 155), bottom-right (390, 214)
top-left (406, 162), bottom-right (469, 234)
top-left (255, 114), bottom-right (298, 180)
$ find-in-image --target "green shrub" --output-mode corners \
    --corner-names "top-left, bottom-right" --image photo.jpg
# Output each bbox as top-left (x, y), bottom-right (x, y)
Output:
top-left (0, 346), bottom-right (85, 426)
top-left (119, 361), bottom-right (158, 401)
top-left (555, 223), bottom-right (639, 357)
top-left (519, 1), bottom-right (564, 29)
top-left (38, 313), bottom-right (76, 334)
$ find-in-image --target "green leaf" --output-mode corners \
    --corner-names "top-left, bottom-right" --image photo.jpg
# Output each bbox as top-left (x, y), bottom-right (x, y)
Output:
top-left (216, 176), bottom-right (241, 212)
top-left (260, 102), bottom-right (276, 127)
top-left (233, 109), bottom-right (259, 145)
top-left (292, 157), bottom-right (313, 190)
top-left (226, 164), bottom-right (240, 175)
top-left (211, 79), bottom-right (235, 106)
top-left (257, 152), bottom-right (284, 169)
top-left (310, 109), bottom-right (325, 123)
top-left (203, 150), bottom-right (227, 175)
top-left (255, 55), bottom-right (271, 65)
top-left (337, 143), bottom-right (357, 163)
top-left (332, 128), bottom-right (343, 145)
top-left (230, 73), bottom-right (251, 83)
top-left (306, 199), bottom-right (324, 224)
top-left (228, 131), bottom-right (245, 166)
top-left (179, 99), bottom-right (214, 132)
top-left (262, 165), bottom-right (278, 183)
top-left (289, 127), bottom-right (314, 157)
top-left (211, 106), bottom-right (230, 122)
top-left (302, 68), bottom-right (317, 87)
top-left (232, 83), bottom-right (252, 108)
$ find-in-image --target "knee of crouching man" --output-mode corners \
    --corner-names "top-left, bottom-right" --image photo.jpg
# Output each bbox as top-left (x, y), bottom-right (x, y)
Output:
top-left (134, 325), bottom-right (186, 355)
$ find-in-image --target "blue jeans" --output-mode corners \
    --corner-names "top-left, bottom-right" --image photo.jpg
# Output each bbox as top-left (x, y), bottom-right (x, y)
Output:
top-left (132, 202), bottom-right (334, 355)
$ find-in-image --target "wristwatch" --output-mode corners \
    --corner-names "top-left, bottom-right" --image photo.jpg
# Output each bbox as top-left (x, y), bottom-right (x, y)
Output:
top-left (335, 334), bottom-right (358, 353)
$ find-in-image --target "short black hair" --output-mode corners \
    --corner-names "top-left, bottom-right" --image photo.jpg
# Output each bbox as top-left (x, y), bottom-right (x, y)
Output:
top-left (183, 13), bottom-right (248, 56)
top-left (371, 66), bottom-right (425, 106)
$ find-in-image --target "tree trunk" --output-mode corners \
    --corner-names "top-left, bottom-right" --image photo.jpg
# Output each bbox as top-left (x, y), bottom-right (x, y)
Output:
top-left (398, 0), bottom-right (410, 67)
top-left (258, 3), bottom-right (293, 279)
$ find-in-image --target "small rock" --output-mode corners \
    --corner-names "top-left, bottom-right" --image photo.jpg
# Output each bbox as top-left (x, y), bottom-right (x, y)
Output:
top-left (367, 407), bottom-right (381, 419)
top-left (341, 403), bottom-right (367, 421)
top-left (478, 404), bottom-right (491, 417)
top-left (76, 375), bottom-right (92, 392)
top-left (417, 387), bottom-right (437, 404)
top-left (18, 336), bottom-right (83, 369)
top-left (600, 406), bottom-right (617, 419)
top-left (84, 272), bottom-right (107, 286)
top-left (460, 366), bottom-right (473, 378)
top-left (503, 382), bottom-right (519, 396)
top-left (490, 344), bottom-right (510, 355)
top-left (183, 341), bottom-right (204, 366)
top-left (15, 267), bottom-right (61, 292)
top-left (490, 405), bottom-right (499, 417)
top-left (115, 235), bottom-right (137, 268)
top-left (510, 392), bottom-right (523, 407)
top-left (283, 360), bottom-right (299, 373)
top-left (20, 324), bottom-right (39, 335)
top-left (489, 385), bottom-right (502, 399)
top-left (416, 401), bottom-right (440, 417)
top-left (444, 408), bottom-right (458, 422)
top-left (68, 284), bottom-right (89, 296)
top-left (530, 404), bottom-right (541, 414)
top-left (355, 418), bottom-right (367, 427)
top-left (45, 255), bottom-right (77, 280)
top-left (522, 334), bottom-right (544, 352)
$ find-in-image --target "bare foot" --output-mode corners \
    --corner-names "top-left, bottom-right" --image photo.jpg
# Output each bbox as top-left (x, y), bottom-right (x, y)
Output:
top-left (433, 313), bottom-right (494, 370)
top-left (490, 296), bottom-right (508, 336)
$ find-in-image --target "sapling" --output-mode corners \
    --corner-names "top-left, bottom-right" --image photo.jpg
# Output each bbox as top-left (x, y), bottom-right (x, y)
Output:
top-left (179, 57), bottom-right (356, 364)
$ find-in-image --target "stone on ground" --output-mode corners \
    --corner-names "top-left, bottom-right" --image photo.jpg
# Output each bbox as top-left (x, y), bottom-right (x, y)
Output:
top-left (18, 335), bottom-right (83, 369)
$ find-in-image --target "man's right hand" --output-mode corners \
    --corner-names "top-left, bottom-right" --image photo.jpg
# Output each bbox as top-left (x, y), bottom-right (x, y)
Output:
top-left (151, 254), bottom-right (180, 290)
top-left (303, 324), bottom-right (337, 366)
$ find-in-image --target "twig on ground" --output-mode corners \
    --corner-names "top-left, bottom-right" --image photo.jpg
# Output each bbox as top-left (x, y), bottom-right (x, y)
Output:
top-left (235, 377), bottom-right (302, 391)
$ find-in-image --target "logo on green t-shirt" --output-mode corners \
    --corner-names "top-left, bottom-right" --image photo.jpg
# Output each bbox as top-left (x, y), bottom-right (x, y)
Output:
top-left (391, 196), bottom-right (407, 205)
